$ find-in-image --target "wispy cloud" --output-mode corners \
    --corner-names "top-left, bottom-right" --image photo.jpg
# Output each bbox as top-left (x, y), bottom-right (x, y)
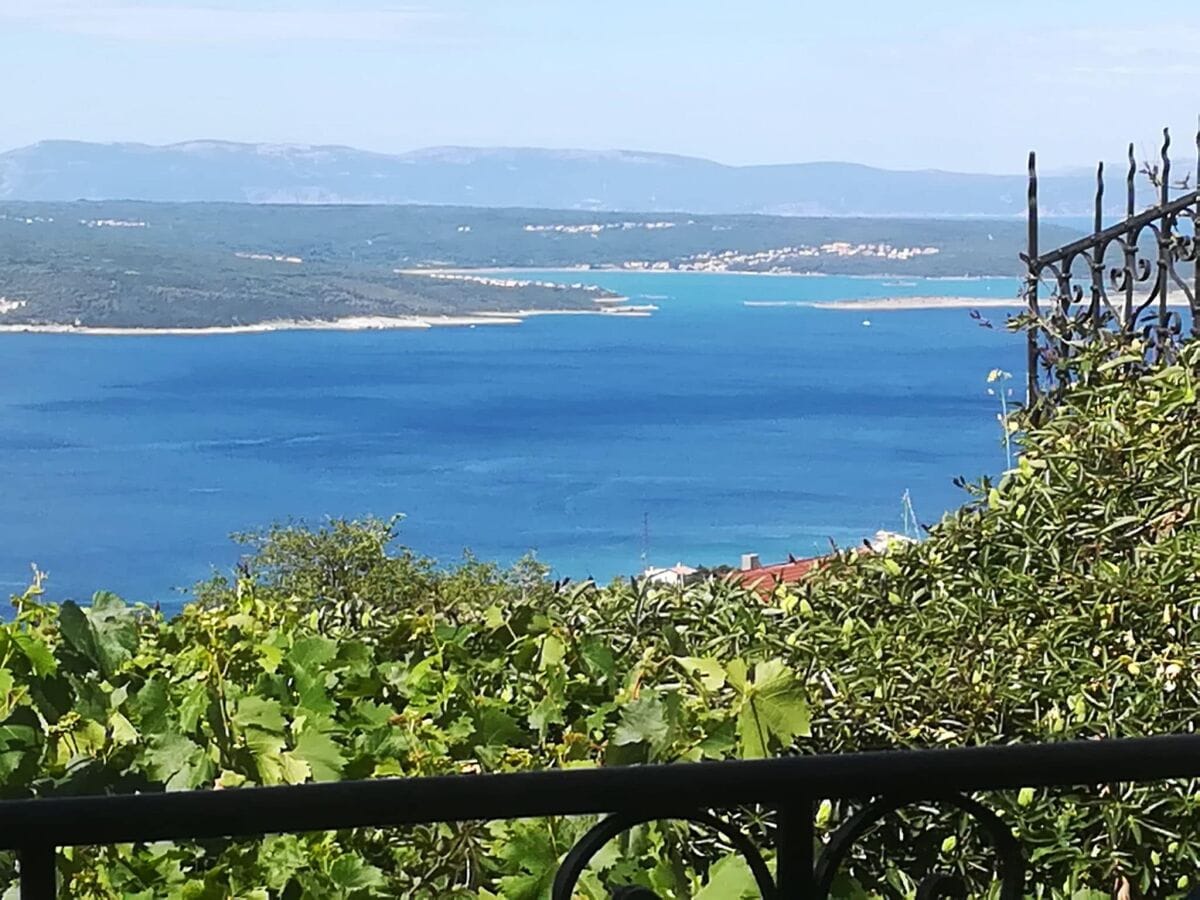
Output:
top-left (0, 1), bottom-right (442, 43)
top-left (1051, 25), bottom-right (1200, 81)
top-left (1066, 25), bottom-right (1200, 58)
top-left (1069, 63), bottom-right (1200, 78)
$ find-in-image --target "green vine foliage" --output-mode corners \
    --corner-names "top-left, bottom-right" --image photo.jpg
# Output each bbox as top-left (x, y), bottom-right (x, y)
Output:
top-left (2, 338), bottom-right (1200, 897)
top-left (0, 526), bottom-right (806, 898)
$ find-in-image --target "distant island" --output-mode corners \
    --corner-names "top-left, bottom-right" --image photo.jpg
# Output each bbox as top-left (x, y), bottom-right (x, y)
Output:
top-left (0, 201), bottom-right (1080, 331)
top-left (0, 140), bottom-right (1182, 217)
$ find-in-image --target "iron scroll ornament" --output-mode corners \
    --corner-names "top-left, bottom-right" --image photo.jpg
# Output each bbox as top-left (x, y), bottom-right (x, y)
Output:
top-left (551, 810), bottom-right (777, 899)
top-left (812, 795), bottom-right (1024, 900)
top-left (550, 794), bottom-right (1024, 899)
top-left (1023, 124), bottom-right (1200, 404)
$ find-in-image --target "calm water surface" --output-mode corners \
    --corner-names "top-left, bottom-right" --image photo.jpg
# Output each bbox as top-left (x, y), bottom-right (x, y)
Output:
top-left (0, 273), bottom-right (1023, 610)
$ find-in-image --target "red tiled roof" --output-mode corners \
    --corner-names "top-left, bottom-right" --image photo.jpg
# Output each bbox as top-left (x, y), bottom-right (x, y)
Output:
top-left (728, 556), bottom-right (825, 596)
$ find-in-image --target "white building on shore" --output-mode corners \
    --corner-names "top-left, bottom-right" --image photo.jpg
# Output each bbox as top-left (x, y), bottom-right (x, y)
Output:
top-left (640, 562), bottom-right (698, 587)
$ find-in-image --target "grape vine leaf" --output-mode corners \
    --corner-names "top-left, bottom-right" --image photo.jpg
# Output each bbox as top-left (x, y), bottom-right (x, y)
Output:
top-left (294, 729), bottom-right (346, 782)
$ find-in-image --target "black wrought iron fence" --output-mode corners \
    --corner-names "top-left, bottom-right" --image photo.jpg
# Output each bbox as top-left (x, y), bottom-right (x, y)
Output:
top-left (3, 734), bottom-right (1200, 898)
top-left (1023, 125), bottom-right (1200, 403)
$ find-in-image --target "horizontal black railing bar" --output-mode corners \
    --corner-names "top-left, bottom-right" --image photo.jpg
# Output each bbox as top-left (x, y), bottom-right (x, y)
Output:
top-left (0, 734), bottom-right (1198, 850)
top-left (1029, 188), bottom-right (1199, 271)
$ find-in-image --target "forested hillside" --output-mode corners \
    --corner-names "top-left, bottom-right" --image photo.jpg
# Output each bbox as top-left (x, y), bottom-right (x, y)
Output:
top-left (0, 201), bottom-right (1075, 327)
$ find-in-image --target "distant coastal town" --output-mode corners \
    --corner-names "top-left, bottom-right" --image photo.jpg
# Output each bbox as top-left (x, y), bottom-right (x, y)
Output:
top-left (620, 242), bottom-right (941, 274)
top-left (523, 220), bottom-right (680, 234)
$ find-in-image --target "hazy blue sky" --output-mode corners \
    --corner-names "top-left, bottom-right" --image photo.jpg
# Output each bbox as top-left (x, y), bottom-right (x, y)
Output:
top-left (1, 0), bottom-right (1198, 172)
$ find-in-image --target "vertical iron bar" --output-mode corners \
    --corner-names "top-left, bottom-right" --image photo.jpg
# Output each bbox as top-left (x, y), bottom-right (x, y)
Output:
top-left (1026, 151), bottom-right (1039, 405)
top-left (1124, 144), bottom-right (1136, 330)
top-left (18, 845), bottom-right (55, 899)
top-left (775, 800), bottom-right (815, 899)
top-left (1161, 126), bottom-right (1171, 203)
top-left (1092, 161), bottom-right (1104, 326)
top-left (1159, 128), bottom-right (1171, 333)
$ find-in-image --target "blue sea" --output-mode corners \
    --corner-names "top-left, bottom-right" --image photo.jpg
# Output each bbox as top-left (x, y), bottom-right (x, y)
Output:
top-left (0, 273), bottom-right (1024, 612)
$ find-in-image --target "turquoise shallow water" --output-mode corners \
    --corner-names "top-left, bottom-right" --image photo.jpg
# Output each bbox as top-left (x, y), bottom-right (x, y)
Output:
top-left (0, 273), bottom-right (1023, 611)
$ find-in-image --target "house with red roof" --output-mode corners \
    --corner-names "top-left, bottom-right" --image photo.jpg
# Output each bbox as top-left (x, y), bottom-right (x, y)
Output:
top-left (729, 531), bottom-right (912, 598)
top-left (727, 552), bottom-right (826, 597)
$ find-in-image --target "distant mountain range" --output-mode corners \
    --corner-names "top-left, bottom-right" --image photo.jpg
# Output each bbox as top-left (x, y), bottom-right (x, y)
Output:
top-left (0, 140), bottom-right (1187, 217)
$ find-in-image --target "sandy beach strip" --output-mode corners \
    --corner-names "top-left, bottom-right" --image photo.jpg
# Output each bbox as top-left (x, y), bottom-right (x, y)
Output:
top-left (793, 297), bottom-right (1024, 311)
top-left (770, 295), bottom-right (1191, 311)
top-left (0, 314), bottom-right (525, 337)
top-left (0, 305), bottom-right (658, 337)
top-left (475, 306), bottom-right (654, 319)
